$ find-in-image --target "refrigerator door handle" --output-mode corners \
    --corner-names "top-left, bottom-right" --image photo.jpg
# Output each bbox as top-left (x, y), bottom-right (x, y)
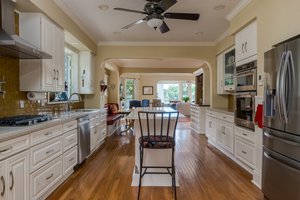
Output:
top-left (276, 51), bottom-right (286, 122)
top-left (286, 50), bottom-right (296, 121)
top-left (281, 51), bottom-right (290, 123)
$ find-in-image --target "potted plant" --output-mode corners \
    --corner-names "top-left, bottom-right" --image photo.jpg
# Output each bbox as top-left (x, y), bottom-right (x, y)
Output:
top-left (182, 96), bottom-right (190, 103)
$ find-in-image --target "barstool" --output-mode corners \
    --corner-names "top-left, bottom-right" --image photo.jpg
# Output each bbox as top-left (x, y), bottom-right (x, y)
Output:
top-left (137, 111), bottom-right (179, 200)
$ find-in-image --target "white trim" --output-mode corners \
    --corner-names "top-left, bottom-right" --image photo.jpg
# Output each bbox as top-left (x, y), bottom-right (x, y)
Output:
top-left (193, 68), bottom-right (204, 76)
top-left (226, 0), bottom-right (252, 21)
top-left (98, 41), bottom-right (216, 47)
top-left (53, 0), bottom-right (98, 43)
top-left (215, 29), bottom-right (230, 44)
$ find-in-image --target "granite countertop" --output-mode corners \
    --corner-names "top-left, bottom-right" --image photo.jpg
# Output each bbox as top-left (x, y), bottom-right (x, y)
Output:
top-left (0, 109), bottom-right (104, 142)
top-left (191, 103), bottom-right (211, 107)
top-left (206, 107), bottom-right (235, 115)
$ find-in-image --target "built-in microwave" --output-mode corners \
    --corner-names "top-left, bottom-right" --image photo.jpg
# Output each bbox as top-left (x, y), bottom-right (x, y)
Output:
top-left (235, 60), bottom-right (257, 92)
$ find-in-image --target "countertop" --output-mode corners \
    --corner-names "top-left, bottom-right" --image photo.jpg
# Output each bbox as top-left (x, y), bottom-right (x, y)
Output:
top-left (190, 103), bottom-right (211, 107)
top-left (0, 109), bottom-right (105, 142)
top-left (127, 107), bottom-right (185, 120)
top-left (206, 107), bottom-right (235, 115)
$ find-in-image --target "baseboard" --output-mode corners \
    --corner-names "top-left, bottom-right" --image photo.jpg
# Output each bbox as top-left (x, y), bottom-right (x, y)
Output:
top-left (252, 170), bottom-right (262, 189)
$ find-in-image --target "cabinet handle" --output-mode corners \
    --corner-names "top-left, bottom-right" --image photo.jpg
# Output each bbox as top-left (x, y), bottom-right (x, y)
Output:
top-left (242, 133), bottom-right (248, 136)
top-left (53, 69), bottom-right (56, 80)
top-left (56, 70), bottom-right (59, 81)
top-left (242, 43), bottom-right (245, 53)
top-left (46, 173), bottom-right (54, 180)
top-left (1, 176), bottom-right (5, 196)
top-left (245, 42), bottom-right (247, 52)
top-left (242, 150), bottom-right (247, 154)
top-left (46, 149), bottom-right (54, 154)
top-left (69, 157), bottom-right (74, 162)
top-left (44, 132), bottom-right (52, 136)
top-left (0, 147), bottom-right (11, 153)
top-left (9, 171), bottom-right (14, 191)
top-left (69, 139), bottom-right (74, 143)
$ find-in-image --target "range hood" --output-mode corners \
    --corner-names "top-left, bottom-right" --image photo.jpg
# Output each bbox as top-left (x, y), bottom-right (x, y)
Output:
top-left (0, 0), bottom-right (52, 59)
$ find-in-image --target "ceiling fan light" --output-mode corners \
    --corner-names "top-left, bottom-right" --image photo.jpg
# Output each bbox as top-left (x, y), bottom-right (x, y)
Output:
top-left (147, 18), bottom-right (163, 29)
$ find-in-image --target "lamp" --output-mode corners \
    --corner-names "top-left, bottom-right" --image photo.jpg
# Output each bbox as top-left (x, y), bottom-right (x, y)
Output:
top-left (147, 18), bottom-right (163, 29)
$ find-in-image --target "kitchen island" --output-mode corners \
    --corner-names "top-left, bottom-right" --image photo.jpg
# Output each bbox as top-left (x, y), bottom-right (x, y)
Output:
top-left (127, 107), bottom-right (183, 186)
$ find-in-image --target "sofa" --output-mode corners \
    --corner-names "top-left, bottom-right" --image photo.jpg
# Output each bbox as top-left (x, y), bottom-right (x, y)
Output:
top-left (105, 103), bottom-right (122, 136)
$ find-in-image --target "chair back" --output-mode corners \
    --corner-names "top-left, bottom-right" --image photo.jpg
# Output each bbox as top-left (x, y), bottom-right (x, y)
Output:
top-left (129, 100), bottom-right (141, 108)
top-left (152, 99), bottom-right (162, 107)
top-left (141, 99), bottom-right (150, 107)
top-left (138, 111), bottom-right (179, 141)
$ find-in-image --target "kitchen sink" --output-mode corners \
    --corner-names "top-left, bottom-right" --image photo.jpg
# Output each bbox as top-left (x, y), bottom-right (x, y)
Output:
top-left (73, 109), bottom-right (99, 113)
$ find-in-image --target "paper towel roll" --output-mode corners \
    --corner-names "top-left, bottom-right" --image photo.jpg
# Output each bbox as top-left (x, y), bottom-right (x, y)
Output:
top-left (27, 92), bottom-right (46, 101)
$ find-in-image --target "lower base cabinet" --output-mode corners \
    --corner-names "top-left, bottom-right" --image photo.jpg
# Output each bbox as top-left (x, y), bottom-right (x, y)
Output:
top-left (63, 146), bottom-right (78, 176)
top-left (30, 156), bottom-right (62, 200)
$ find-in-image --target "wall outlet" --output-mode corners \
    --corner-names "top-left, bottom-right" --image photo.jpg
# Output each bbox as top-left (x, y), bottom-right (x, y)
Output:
top-left (19, 100), bottom-right (25, 109)
top-left (258, 74), bottom-right (264, 86)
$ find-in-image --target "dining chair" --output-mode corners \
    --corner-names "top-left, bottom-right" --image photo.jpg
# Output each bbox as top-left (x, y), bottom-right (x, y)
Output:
top-left (152, 99), bottom-right (162, 107)
top-left (129, 100), bottom-right (141, 108)
top-left (141, 99), bottom-right (150, 107)
top-left (137, 111), bottom-right (179, 200)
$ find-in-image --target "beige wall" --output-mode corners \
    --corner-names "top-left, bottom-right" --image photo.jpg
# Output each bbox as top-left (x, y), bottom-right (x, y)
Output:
top-left (84, 45), bottom-right (229, 109)
top-left (227, 0), bottom-right (300, 96)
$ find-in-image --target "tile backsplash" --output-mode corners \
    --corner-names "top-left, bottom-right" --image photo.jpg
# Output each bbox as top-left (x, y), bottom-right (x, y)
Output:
top-left (0, 56), bottom-right (84, 117)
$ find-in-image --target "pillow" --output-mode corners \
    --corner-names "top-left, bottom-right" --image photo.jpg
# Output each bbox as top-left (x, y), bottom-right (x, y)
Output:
top-left (110, 104), bottom-right (118, 114)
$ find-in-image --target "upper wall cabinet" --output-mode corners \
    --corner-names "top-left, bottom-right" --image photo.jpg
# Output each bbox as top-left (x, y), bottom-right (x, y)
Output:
top-left (79, 51), bottom-right (95, 94)
top-left (235, 20), bottom-right (257, 66)
top-left (19, 13), bottom-right (65, 92)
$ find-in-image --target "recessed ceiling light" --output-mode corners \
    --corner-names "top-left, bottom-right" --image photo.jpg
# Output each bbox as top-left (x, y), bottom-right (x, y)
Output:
top-left (214, 4), bottom-right (226, 11)
top-left (195, 31), bottom-right (204, 36)
top-left (98, 5), bottom-right (109, 11)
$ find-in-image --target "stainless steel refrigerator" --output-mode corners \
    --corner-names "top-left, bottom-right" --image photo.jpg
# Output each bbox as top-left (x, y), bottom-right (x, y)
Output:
top-left (263, 35), bottom-right (300, 200)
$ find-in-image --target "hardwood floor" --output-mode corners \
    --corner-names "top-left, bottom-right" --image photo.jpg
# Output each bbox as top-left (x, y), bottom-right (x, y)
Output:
top-left (47, 122), bottom-right (264, 200)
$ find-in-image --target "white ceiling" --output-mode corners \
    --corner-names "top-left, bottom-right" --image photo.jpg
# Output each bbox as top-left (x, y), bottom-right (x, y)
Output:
top-left (54, 0), bottom-right (241, 44)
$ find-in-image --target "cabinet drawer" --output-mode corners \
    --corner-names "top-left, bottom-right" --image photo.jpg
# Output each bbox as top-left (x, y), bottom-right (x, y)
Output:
top-left (235, 126), bottom-right (255, 143)
top-left (0, 135), bottom-right (29, 160)
top-left (63, 145), bottom-right (77, 175)
top-left (30, 125), bottom-right (62, 146)
top-left (218, 113), bottom-right (234, 123)
top-left (63, 120), bottom-right (77, 133)
top-left (90, 119), bottom-right (100, 128)
top-left (63, 129), bottom-right (78, 152)
top-left (30, 156), bottom-right (62, 200)
top-left (206, 111), bottom-right (216, 117)
top-left (30, 136), bottom-right (62, 172)
top-left (235, 137), bottom-right (254, 166)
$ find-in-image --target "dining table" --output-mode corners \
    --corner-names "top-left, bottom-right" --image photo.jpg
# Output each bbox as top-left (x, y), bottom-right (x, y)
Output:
top-left (126, 107), bottom-right (184, 186)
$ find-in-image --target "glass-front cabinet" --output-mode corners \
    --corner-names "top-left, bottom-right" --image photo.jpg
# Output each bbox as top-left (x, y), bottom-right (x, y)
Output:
top-left (224, 47), bottom-right (235, 91)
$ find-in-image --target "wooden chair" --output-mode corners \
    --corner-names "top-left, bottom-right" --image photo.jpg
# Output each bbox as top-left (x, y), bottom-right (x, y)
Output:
top-left (137, 111), bottom-right (179, 200)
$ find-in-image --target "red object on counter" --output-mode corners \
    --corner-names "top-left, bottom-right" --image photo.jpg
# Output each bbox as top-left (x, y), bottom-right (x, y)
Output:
top-left (255, 104), bottom-right (263, 129)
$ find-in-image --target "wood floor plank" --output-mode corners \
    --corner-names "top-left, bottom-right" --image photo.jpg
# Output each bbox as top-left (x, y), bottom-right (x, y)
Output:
top-left (47, 122), bottom-right (264, 200)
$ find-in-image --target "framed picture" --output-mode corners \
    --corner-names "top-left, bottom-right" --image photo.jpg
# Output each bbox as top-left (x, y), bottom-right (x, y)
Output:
top-left (143, 86), bottom-right (153, 95)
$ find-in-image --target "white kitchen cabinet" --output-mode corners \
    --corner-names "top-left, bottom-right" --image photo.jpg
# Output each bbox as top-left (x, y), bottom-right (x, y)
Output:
top-left (216, 53), bottom-right (227, 95)
top-left (79, 51), bottom-right (95, 94)
top-left (0, 161), bottom-right (6, 200)
top-left (216, 120), bottom-right (234, 154)
top-left (235, 20), bottom-right (257, 65)
top-left (19, 13), bottom-right (65, 92)
top-left (5, 151), bottom-right (29, 200)
top-left (205, 115), bottom-right (217, 143)
top-left (190, 104), bottom-right (207, 134)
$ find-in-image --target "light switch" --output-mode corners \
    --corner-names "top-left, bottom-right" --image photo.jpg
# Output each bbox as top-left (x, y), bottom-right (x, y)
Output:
top-left (19, 100), bottom-right (25, 109)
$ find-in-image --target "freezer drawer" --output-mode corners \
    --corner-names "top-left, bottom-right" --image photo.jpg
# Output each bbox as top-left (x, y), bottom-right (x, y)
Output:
top-left (262, 147), bottom-right (300, 200)
top-left (263, 127), bottom-right (300, 162)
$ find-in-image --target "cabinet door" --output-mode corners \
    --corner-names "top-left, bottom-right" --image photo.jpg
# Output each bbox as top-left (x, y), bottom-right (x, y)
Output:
top-left (41, 17), bottom-right (55, 91)
top-left (0, 161), bottom-right (6, 200)
top-left (216, 54), bottom-right (224, 94)
top-left (216, 124), bottom-right (225, 147)
top-left (7, 151), bottom-right (29, 200)
top-left (55, 27), bottom-right (65, 92)
top-left (223, 123), bottom-right (234, 154)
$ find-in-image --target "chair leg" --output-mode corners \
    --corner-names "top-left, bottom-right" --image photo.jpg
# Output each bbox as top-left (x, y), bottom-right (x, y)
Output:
top-left (138, 146), bottom-right (143, 200)
top-left (172, 147), bottom-right (177, 200)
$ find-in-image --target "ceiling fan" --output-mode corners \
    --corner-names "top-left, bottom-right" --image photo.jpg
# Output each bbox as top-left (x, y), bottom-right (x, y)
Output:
top-left (113, 0), bottom-right (200, 34)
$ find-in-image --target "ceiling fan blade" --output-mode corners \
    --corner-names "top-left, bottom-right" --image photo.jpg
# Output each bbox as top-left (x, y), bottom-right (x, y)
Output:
top-left (114, 8), bottom-right (147, 15)
top-left (159, 21), bottom-right (170, 33)
top-left (122, 18), bottom-right (147, 29)
top-left (164, 12), bottom-right (200, 20)
top-left (158, 0), bottom-right (177, 11)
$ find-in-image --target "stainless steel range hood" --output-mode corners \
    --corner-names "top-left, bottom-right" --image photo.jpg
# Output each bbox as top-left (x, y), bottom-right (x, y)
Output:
top-left (0, 0), bottom-right (52, 59)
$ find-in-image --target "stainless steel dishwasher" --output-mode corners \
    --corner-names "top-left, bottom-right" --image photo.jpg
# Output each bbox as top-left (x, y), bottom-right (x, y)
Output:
top-left (77, 116), bottom-right (91, 165)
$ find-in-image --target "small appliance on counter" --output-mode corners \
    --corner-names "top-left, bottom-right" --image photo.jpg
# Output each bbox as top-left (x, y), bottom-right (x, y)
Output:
top-left (262, 35), bottom-right (300, 200)
top-left (234, 60), bottom-right (257, 130)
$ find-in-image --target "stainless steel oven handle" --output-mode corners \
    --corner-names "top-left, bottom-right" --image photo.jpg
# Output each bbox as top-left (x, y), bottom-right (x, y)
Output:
top-left (276, 51), bottom-right (286, 122)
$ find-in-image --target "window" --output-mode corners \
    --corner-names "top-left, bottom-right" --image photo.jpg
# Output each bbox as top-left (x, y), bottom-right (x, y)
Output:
top-left (157, 81), bottom-right (195, 104)
top-left (125, 79), bottom-right (134, 108)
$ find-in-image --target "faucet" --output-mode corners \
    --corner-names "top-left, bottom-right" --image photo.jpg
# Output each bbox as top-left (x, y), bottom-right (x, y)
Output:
top-left (67, 93), bottom-right (82, 111)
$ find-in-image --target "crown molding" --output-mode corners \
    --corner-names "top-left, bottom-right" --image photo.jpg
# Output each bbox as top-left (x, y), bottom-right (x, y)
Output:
top-left (215, 29), bottom-right (230, 44)
top-left (98, 41), bottom-right (216, 47)
top-left (53, 0), bottom-right (97, 43)
top-left (226, 0), bottom-right (252, 21)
